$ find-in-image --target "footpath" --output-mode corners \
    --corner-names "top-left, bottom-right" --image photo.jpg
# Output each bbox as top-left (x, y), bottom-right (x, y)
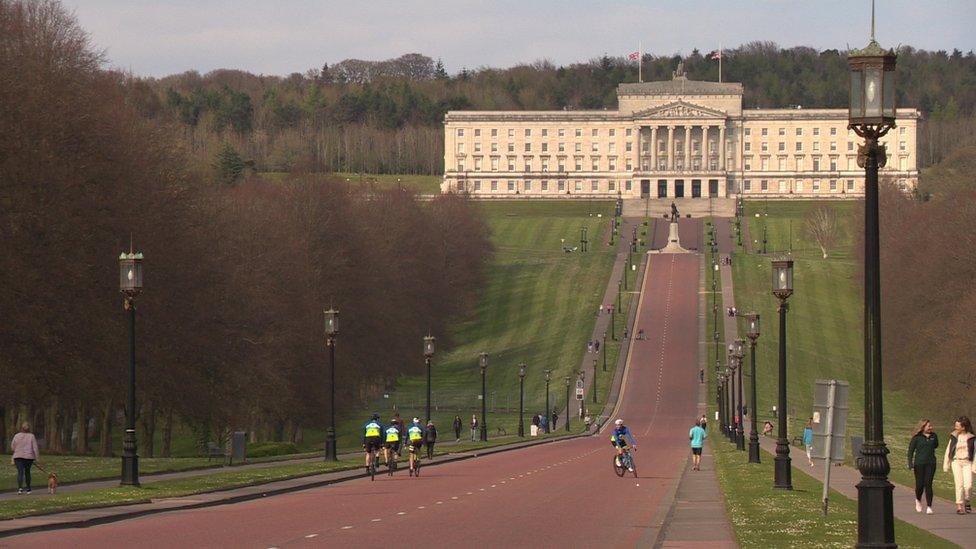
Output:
top-left (717, 216), bottom-right (974, 548)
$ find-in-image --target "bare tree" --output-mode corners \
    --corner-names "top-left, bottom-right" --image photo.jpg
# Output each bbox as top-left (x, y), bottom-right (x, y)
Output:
top-left (804, 205), bottom-right (839, 259)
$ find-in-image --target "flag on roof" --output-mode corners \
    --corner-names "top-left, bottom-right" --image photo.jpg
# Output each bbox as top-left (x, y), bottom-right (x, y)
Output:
top-left (709, 50), bottom-right (722, 60)
top-left (628, 51), bottom-right (640, 61)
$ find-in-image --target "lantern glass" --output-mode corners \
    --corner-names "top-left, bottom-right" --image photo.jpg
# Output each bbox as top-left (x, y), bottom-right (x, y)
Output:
top-left (772, 259), bottom-right (793, 296)
top-left (545, 369), bottom-right (551, 381)
top-left (864, 68), bottom-right (882, 118)
top-left (518, 363), bottom-right (526, 378)
top-left (849, 70), bottom-right (864, 119)
top-left (324, 309), bottom-right (339, 337)
top-left (119, 253), bottom-right (143, 293)
top-left (424, 335), bottom-right (435, 357)
top-left (479, 352), bottom-right (488, 370)
top-left (748, 313), bottom-right (760, 339)
top-left (883, 69), bottom-right (896, 118)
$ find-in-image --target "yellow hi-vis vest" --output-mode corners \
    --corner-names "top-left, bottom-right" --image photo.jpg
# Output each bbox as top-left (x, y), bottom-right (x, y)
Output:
top-left (385, 426), bottom-right (400, 442)
top-left (365, 421), bottom-right (381, 438)
top-left (409, 425), bottom-right (423, 441)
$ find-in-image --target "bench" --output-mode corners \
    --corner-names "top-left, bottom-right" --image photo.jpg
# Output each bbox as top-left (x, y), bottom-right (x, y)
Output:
top-left (207, 441), bottom-right (226, 462)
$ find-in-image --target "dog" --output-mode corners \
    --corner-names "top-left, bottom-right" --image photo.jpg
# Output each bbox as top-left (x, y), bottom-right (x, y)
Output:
top-left (47, 471), bottom-right (58, 494)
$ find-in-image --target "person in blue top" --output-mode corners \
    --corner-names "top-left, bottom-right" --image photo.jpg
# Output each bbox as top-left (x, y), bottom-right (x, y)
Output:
top-left (803, 418), bottom-right (815, 467)
top-left (406, 418), bottom-right (426, 476)
top-left (610, 418), bottom-right (637, 471)
top-left (689, 419), bottom-right (707, 471)
top-left (363, 414), bottom-right (384, 472)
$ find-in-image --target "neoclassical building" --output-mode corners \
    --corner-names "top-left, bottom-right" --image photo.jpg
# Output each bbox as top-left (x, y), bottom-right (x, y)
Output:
top-left (441, 71), bottom-right (919, 199)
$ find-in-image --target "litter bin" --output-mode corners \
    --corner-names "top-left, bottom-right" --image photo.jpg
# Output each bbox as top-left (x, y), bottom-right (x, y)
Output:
top-left (851, 435), bottom-right (863, 463)
top-left (230, 431), bottom-right (247, 465)
top-left (530, 425), bottom-right (539, 437)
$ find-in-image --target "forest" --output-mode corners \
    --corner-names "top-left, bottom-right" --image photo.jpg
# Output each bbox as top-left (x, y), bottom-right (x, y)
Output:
top-left (0, 1), bottom-right (491, 455)
top-left (151, 42), bottom-right (976, 177)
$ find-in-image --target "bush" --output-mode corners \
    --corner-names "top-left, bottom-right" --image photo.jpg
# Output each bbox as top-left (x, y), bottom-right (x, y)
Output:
top-left (245, 442), bottom-right (300, 458)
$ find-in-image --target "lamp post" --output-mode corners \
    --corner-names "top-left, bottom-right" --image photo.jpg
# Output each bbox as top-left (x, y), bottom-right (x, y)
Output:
top-left (544, 369), bottom-right (552, 433)
top-left (746, 313), bottom-right (761, 463)
top-left (324, 309), bottom-right (339, 461)
top-left (423, 334), bottom-right (436, 423)
top-left (517, 363), bottom-right (526, 437)
top-left (119, 247), bottom-right (143, 486)
top-left (479, 352), bottom-right (489, 441)
top-left (734, 338), bottom-right (746, 451)
top-left (623, 255), bottom-right (629, 291)
top-left (592, 358), bottom-right (598, 403)
top-left (725, 366), bottom-right (734, 442)
top-left (849, 14), bottom-right (898, 546)
top-left (718, 372), bottom-right (726, 437)
top-left (602, 331), bottom-right (607, 371)
top-left (772, 258), bottom-right (794, 489)
top-left (564, 376), bottom-right (571, 432)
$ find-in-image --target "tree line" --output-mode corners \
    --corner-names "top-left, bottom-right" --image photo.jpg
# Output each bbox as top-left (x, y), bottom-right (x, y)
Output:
top-left (149, 42), bottom-right (976, 176)
top-left (0, 0), bottom-right (491, 456)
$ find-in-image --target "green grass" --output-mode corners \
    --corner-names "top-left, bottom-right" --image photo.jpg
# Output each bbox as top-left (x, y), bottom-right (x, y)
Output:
top-left (712, 436), bottom-right (958, 548)
top-left (0, 455), bottom-right (215, 492)
top-left (733, 200), bottom-right (955, 503)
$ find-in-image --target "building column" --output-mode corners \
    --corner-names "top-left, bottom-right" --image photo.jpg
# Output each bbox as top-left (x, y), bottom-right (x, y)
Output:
top-left (666, 126), bottom-right (674, 171)
top-left (666, 178), bottom-right (674, 198)
top-left (635, 126), bottom-right (642, 171)
top-left (719, 125), bottom-right (727, 171)
top-left (702, 125), bottom-right (710, 173)
top-left (650, 126), bottom-right (658, 172)
top-left (683, 126), bottom-right (691, 171)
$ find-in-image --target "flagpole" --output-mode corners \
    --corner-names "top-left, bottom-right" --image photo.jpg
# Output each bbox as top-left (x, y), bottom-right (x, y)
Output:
top-left (719, 43), bottom-right (722, 83)
top-left (638, 40), bottom-right (643, 83)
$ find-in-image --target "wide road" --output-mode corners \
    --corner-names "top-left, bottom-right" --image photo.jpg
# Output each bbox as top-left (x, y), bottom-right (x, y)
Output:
top-left (9, 254), bottom-right (700, 549)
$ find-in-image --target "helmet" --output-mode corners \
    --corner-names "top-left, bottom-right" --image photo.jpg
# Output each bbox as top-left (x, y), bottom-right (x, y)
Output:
top-left (412, 417), bottom-right (420, 423)
top-left (614, 419), bottom-right (624, 426)
top-left (371, 413), bottom-right (380, 420)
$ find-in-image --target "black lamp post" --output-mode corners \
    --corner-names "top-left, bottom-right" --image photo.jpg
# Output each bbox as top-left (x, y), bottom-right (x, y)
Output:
top-left (772, 258), bottom-right (794, 489)
top-left (746, 313), bottom-right (762, 464)
top-left (517, 363), bottom-right (526, 437)
top-left (718, 372), bottom-right (726, 437)
top-left (592, 358), bottom-right (598, 403)
top-left (725, 366), bottom-right (734, 442)
top-left (544, 369), bottom-right (552, 433)
top-left (119, 247), bottom-right (143, 486)
top-left (623, 255), bottom-right (629, 291)
top-left (324, 309), bottom-right (339, 461)
top-left (849, 13), bottom-right (898, 546)
top-left (734, 338), bottom-right (746, 451)
top-left (424, 334), bottom-right (436, 423)
top-left (564, 376), bottom-right (571, 432)
top-left (479, 352), bottom-right (488, 442)
top-left (602, 331), bottom-right (607, 372)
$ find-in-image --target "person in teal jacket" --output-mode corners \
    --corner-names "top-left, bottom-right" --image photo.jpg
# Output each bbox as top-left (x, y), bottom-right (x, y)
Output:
top-left (689, 420), bottom-right (707, 471)
top-left (803, 419), bottom-right (815, 467)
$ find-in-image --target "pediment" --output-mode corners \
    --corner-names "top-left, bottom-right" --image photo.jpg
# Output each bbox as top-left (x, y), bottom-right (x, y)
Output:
top-left (632, 101), bottom-right (727, 120)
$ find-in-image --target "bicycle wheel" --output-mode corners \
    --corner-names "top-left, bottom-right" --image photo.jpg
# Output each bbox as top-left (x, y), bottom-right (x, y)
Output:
top-left (369, 453), bottom-right (376, 481)
top-left (628, 452), bottom-right (638, 478)
top-left (415, 456), bottom-right (421, 477)
top-left (612, 454), bottom-right (626, 477)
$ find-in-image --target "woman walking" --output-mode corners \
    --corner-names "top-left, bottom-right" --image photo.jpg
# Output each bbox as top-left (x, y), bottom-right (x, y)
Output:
top-left (803, 418), bottom-right (815, 467)
top-left (11, 422), bottom-right (40, 495)
top-left (908, 419), bottom-right (938, 514)
top-left (424, 421), bottom-right (437, 460)
top-left (452, 415), bottom-right (462, 443)
top-left (943, 416), bottom-right (975, 515)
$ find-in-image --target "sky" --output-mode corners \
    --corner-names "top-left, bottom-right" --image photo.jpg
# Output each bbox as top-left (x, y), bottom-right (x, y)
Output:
top-left (66, 0), bottom-right (976, 78)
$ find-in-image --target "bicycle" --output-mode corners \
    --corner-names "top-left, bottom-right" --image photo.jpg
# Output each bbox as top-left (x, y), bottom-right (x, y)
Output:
top-left (366, 449), bottom-right (378, 481)
top-left (409, 446), bottom-right (422, 477)
top-left (613, 448), bottom-right (637, 478)
top-left (387, 449), bottom-right (398, 476)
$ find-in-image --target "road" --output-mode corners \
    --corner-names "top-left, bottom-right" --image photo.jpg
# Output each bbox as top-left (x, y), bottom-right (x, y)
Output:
top-left (9, 248), bottom-right (701, 548)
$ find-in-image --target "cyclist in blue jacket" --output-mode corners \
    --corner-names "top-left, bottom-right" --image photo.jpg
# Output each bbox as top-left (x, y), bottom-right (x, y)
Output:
top-left (363, 414), bottom-right (384, 472)
top-left (610, 418), bottom-right (637, 470)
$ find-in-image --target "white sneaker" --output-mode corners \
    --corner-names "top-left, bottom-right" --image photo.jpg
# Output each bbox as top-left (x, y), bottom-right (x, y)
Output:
top-left (615, 457), bottom-right (622, 467)
top-left (916, 500), bottom-right (923, 513)
top-left (628, 467), bottom-right (634, 472)
top-left (926, 507), bottom-right (934, 515)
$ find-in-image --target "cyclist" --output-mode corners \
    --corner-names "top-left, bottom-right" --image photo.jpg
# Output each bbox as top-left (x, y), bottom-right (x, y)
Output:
top-left (610, 418), bottom-right (637, 471)
top-left (383, 419), bottom-right (403, 469)
top-left (407, 418), bottom-right (426, 475)
top-left (363, 413), bottom-right (384, 473)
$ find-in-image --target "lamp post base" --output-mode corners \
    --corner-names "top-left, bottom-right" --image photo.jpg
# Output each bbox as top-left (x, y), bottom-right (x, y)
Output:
top-left (736, 428), bottom-right (745, 451)
top-left (121, 428), bottom-right (139, 486)
top-left (324, 427), bottom-right (338, 461)
top-left (518, 422), bottom-right (524, 437)
top-left (856, 443), bottom-right (896, 547)
top-left (773, 441), bottom-right (793, 490)
top-left (748, 435), bottom-right (761, 464)
top-left (480, 425), bottom-right (487, 442)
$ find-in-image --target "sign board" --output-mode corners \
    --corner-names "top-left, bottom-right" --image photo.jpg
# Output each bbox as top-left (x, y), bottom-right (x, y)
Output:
top-left (576, 379), bottom-right (584, 389)
top-left (575, 387), bottom-right (584, 400)
top-left (811, 379), bottom-right (849, 462)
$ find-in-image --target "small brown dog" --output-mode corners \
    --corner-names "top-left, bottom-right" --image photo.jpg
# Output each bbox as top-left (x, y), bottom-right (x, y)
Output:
top-left (47, 472), bottom-right (58, 494)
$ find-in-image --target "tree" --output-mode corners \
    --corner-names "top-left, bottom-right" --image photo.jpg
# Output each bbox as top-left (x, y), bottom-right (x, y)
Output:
top-left (434, 59), bottom-right (448, 80)
top-left (804, 205), bottom-right (839, 259)
top-left (215, 142), bottom-right (246, 183)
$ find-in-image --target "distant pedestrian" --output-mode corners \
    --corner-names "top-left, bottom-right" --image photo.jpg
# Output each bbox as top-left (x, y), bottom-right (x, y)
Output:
top-left (470, 415), bottom-right (479, 441)
top-left (623, 327), bottom-right (629, 339)
top-left (11, 422), bottom-right (40, 495)
top-left (424, 421), bottom-right (437, 459)
top-left (943, 416), bottom-right (974, 514)
top-left (699, 414), bottom-right (708, 431)
top-left (540, 414), bottom-right (549, 433)
top-left (594, 340), bottom-right (600, 353)
top-left (803, 419), bottom-right (815, 467)
top-left (699, 368), bottom-right (705, 384)
top-left (763, 420), bottom-right (773, 437)
top-left (689, 420), bottom-right (707, 471)
top-left (587, 341), bottom-right (594, 354)
top-left (532, 414), bottom-right (541, 427)
top-left (551, 409), bottom-right (559, 431)
top-left (599, 305), bottom-right (604, 315)
top-left (909, 418), bottom-right (938, 515)
top-left (453, 415), bottom-right (462, 442)
top-left (584, 415), bottom-right (592, 431)
top-left (637, 328), bottom-right (645, 340)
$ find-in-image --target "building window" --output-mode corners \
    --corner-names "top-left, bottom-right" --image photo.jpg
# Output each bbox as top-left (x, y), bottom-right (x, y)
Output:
top-left (609, 180), bottom-right (616, 191)
top-left (508, 143), bottom-right (515, 153)
top-left (847, 179), bottom-right (855, 191)
top-left (778, 157), bottom-right (786, 170)
top-left (524, 143), bottom-right (531, 152)
top-left (609, 143), bottom-right (616, 153)
top-left (542, 143), bottom-right (549, 153)
top-left (778, 142), bottom-right (785, 152)
top-left (457, 143), bottom-right (465, 153)
top-left (778, 128), bottom-right (786, 136)
top-left (744, 179), bottom-right (751, 191)
top-left (744, 128), bottom-right (751, 137)
top-left (558, 158), bottom-right (566, 171)
top-left (626, 128), bottom-right (632, 137)
top-left (491, 143), bottom-right (498, 153)
top-left (491, 157), bottom-right (499, 171)
top-left (457, 128), bottom-right (465, 137)
top-left (795, 157), bottom-right (804, 171)
top-left (574, 180), bottom-right (582, 191)
top-left (899, 157), bottom-right (907, 170)
top-left (490, 180), bottom-right (498, 191)
top-left (474, 129), bottom-right (481, 137)
top-left (829, 179), bottom-right (837, 192)
top-left (591, 158), bottom-right (599, 171)
top-left (796, 128), bottom-right (803, 136)
top-left (626, 142), bottom-right (632, 152)
top-left (541, 180), bottom-right (549, 191)
top-left (813, 142), bottom-right (821, 152)
top-left (457, 159), bottom-right (465, 171)
top-left (575, 143), bottom-right (582, 153)
top-left (899, 126), bottom-right (906, 135)
top-left (507, 158), bottom-right (515, 171)
top-left (813, 128), bottom-right (820, 136)
top-left (508, 129), bottom-right (515, 138)
top-left (796, 180), bottom-right (804, 192)
top-left (524, 129), bottom-right (531, 137)
top-left (491, 129), bottom-right (497, 137)
top-left (473, 180), bottom-right (481, 191)
top-left (591, 143), bottom-right (599, 153)
top-left (574, 158), bottom-right (583, 171)
top-left (591, 129), bottom-right (598, 137)
top-left (830, 127), bottom-right (837, 136)
top-left (829, 158), bottom-right (837, 171)
top-left (524, 180), bottom-right (532, 191)
top-left (609, 157), bottom-right (617, 171)
top-left (761, 142), bottom-right (768, 152)
top-left (830, 141), bottom-right (837, 152)
top-left (760, 179), bottom-right (768, 191)
top-left (795, 142), bottom-right (803, 152)
top-left (745, 142), bottom-right (752, 152)
top-left (591, 180), bottom-right (599, 191)
top-left (899, 141), bottom-right (907, 152)
top-left (761, 128), bottom-right (768, 136)
top-left (626, 159), bottom-right (632, 171)
top-left (524, 157), bottom-right (533, 171)
top-left (541, 158), bottom-right (549, 172)
top-left (474, 158), bottom-right (482, 171)
top-left (541, 129), bottom-right (548, 137)
top-left (558, 181), bottom-right (566, 192)
top-left (626, 180), bottom-right (633, 191)
top-left (848, 141), bottom-right (855, 151)
top-left (508, 180), bottom-right (516, 191)
top-left (847, 157), bottom-right (856, 170)
top-left (744, 158), bottom-right (752, 171)
top-left (761, 157), bottom-right (769, 171)
top-left (474, 142), bottom-right (481, 153)
top-left (812, 179), bottom-right (820, 192)
top-left (558, 142), bottom-right (565, 153)
top-left (575, 129), bottom-right (582, 138)
top-left (558, 128), bottom-right (565, 137)
top-left (609, 129), bottom-right (616, 137)
top-left (812, 157), bottom-right (820, 171)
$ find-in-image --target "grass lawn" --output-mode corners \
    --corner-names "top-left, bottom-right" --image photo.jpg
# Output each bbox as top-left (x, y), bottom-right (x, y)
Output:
top-left (732, 200), bottom-right (955, 504)
top-left (259, 172), bottom-right (442, 194)
top-left (711, 436), bottom-right (958, 548)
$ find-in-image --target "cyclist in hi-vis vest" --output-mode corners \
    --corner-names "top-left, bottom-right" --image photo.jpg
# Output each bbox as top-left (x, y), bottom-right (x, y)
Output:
top-left (383, 420), bottom-right (403, 467)
top-left (407, 418), bottom-right (426, 474)
top-left (363, 414), bottom-right (384, 472)
top-left (610, 418), bottom-right (637, 469)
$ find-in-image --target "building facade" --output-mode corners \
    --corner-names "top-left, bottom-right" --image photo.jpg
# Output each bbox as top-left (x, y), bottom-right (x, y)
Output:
top-left (441, 73), bottom-right (919, 199)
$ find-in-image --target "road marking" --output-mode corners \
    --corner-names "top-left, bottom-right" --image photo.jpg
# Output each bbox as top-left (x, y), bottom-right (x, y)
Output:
top-left (371, 518), bottom-right (382, 522)
top-left (466, 491), bottom-right (473, 495)
top-left (491, 484), bottom-right (496, 487)
top-left (397, 512), bottom-right (406, 515)
top-left (341, 526), bottom-right (353, 530)
top-left (418, 506), bottom-right (426, 509)
top-left (305, 534), bottom-right (318, 538)
top-left (436, 501), bottom-right (443, 504)
top-left (451, 496), bottom-right (459, 500)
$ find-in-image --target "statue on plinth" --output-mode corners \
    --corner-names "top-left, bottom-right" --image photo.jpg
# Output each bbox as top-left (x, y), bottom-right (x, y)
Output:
top-left (670, 201), bottom-right (679, 222)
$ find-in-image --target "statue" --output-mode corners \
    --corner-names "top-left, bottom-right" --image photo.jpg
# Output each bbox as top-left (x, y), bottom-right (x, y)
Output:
top-left (672, 60), bottom-right (686, 80)
top-left (670, 201), bottom-right (679, 222)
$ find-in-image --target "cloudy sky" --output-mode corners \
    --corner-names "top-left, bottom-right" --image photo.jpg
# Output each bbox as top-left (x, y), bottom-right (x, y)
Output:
top-left (66, 1), bottom-right (976, 78)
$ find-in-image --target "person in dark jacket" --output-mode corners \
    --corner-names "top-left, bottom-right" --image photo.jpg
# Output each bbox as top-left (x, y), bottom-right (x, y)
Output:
top-left (424, 421), bottom-right (437, 459)
top-left (452, 415), bottom-right (462, 442)
top-left (908, 418), bottom-right (939, 514)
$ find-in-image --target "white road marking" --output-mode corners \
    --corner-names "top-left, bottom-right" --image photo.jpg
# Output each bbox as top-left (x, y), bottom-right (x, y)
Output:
top-left (371, 518), bottom-right (382, 522)
top-left (341, 526), bottom-right (353, 530)
top-left (305, 534), bottom-right (318, 539)
top-left (397, 512), bottom-right (406, 515)
top-left (418, 506), bottom-right (426, 509)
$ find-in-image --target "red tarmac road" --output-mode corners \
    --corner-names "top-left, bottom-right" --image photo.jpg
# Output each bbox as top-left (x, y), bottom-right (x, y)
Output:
top-left (9, 254), bottom-right (700, 549)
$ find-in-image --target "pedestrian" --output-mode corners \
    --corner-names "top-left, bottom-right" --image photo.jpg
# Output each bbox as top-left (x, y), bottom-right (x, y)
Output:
top-left (599, 304), bottom-right (604, 315)
top-left (452, 414), bottom-right (462, 442)
top-left (623, 326), bottom-right (629, 339)
top-left (637, 328), bottom-right (645, 340)
top-left (551, 409), bottom-right (559, 431)
top-left (532, 414), bottom-right (541, 427)
top-left (470, 414), bottom-right (479, 441)
top-left (943, 416), bottom-right (975, 515)
top-left (689, 420), bottom-right (707, 471)
top-left (424, 421), bottom-right (437, 460)
top-left (699, 414), bottom-right (708, 431)
top-left (909, 418), bottom-right (938, 515)
top-left (587, 340), bottom-right (593, 354)
top-left (594, 340), bottom-right (600, 353)
top-left (584, 415), bottom-right (592, 432)
top-left (699, 368), bottom-right (705, 384)
top-left (540, 414), bottom-right (549, 433)
top-left (763, 420), bottom-right (773, 437)
top-left (803, 418), bottom-right (815, 467)
top-left (11, 422), bottom-right (40, 495)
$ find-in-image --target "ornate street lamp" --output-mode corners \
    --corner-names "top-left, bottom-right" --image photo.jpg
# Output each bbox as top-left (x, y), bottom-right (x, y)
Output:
top-left (544, 369), bottom-right (552, 433)
top-left (564, 376), bottom-right (571, 432)
top-left (423, 334), bottom-right (435, 423)
top-left (849, 10), bottom-right (897, 546)
top-left (592, 358), bottom-right (598, 403)
top-left (724, 366), bottom-right (734, 442)
top-left (324, 308), bottom-right (339, 461)
top-left (718, 372), bottom-right (727, 437)
top-left (479, 352), bottom-right (489, 442)
top-left (772, 258), bottom-right (794, 489)
top-left (517, 363), bottom-right (526, 437)
top-left (746, 313), bottom-right (762, 463)
top-left (119, 247), bottom-right (143, 486)
top-left (734, 338), bottom-right (746, 451)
